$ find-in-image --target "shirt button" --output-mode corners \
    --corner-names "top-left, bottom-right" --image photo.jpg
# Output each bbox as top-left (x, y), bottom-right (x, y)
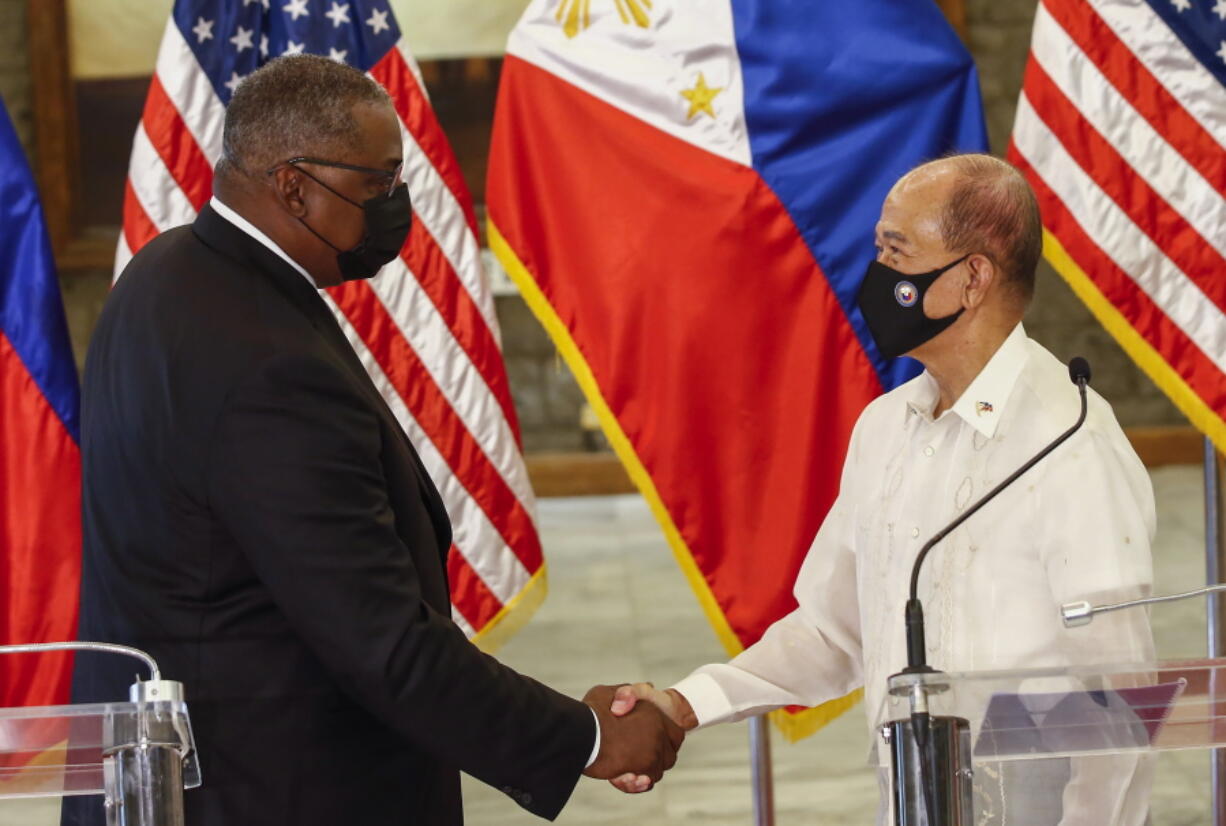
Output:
top-left (911, 527), bottom-right (920, 538)
top-left (923, 445), bottom-right (934, 457)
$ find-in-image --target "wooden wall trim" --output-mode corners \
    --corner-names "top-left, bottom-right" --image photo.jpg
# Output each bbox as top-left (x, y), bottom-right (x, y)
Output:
top-left (525, 452), bottom-right (637, 499)
top-left (57, 234), bottom-right (120, 272)
top-left (528, 425), bottom-right (1206, 498)
top-left (26, 0), bottom-right (80, 257)
top-left (1125, 425), bottom-right (1206, 468)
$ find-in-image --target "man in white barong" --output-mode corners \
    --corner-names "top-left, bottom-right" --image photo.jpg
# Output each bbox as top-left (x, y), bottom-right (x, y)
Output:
top-left (609, 153), bottom-right (1155, 825)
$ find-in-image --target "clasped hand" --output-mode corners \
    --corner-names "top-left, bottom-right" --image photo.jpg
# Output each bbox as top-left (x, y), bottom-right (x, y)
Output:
top-left (582, 683), bottom-right (697, 794)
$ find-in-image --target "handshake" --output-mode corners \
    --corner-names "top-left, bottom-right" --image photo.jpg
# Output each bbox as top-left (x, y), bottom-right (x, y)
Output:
top-left (581, 682), bottom-right (699, 793)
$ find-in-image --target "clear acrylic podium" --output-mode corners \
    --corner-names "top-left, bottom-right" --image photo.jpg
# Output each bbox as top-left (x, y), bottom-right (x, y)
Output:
top-left (0, 643), bottom-right (199, 826)
top-left (877, 657), bottom-right (1226, 825)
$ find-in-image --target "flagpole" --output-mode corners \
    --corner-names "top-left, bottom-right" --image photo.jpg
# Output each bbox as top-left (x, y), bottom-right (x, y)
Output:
top-left (1204, 437), bottom-right (1225, 825)
top-left (749, 715), bottom-right (776, 825)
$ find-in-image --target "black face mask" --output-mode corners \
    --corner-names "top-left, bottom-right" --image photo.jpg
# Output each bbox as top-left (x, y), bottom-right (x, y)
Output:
top-left (287, 163), bottom-right (413, 282)
top-left (855, 254), bottom-right (968, 360)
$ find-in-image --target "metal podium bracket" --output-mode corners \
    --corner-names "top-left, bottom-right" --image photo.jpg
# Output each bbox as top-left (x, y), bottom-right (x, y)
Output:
top-left (103, 687), bottom-right (190, 826)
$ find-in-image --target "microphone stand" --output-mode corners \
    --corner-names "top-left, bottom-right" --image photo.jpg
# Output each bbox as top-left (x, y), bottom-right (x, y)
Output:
top-left (884, 358), bottom-right (1091, 825)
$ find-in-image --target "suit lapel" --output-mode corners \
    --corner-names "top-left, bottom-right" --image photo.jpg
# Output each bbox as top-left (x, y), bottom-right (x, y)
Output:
top-left (192, 205), bottom-right (454, 559)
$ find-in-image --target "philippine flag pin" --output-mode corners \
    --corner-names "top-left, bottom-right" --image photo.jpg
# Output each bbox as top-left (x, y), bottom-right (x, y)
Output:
top-left (894, 281), bottom-right (918, 307)
top-left (976, 401), bottom-right (994, 416)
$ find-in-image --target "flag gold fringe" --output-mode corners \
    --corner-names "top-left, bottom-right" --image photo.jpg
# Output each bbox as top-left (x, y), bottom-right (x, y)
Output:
top-left (470, 565), bottom-right (549, 655)
top-left (488, 219), bottom-right (860, 742)
top-left (1042, 229), bottom-right (1226, 455)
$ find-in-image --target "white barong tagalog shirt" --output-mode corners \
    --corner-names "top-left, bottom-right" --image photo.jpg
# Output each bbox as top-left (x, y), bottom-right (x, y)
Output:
top-left (673, 324), bottom-right (1156, 825)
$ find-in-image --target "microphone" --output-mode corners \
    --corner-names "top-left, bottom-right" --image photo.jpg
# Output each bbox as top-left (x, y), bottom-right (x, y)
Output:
top-left (1069, 356), bottom-right (1091, 386)
top-left (903, 355), bottom-right (1092, 673)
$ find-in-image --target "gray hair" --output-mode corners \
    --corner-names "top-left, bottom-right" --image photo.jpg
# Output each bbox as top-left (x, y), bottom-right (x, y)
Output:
top-left (923, 153), bottom-right (1043, 304)
top-left (220, 54), bottom-right (392, 177)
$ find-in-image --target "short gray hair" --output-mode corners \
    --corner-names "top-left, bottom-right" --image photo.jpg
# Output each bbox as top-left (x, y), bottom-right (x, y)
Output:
top-left (924, 154), bottom-right (1043, 304)
top-left (220, 54), bottom-right (392, 176)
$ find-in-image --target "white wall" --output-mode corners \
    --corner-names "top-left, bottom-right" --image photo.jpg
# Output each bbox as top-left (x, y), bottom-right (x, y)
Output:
top-left (67, 0), bottom-right (530, 79)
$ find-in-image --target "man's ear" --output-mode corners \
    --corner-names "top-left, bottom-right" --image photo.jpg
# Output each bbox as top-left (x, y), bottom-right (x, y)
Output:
top-left (962, 253), bottom-right (997, 310)
top-left (270, 166), bottom-right (309, 217)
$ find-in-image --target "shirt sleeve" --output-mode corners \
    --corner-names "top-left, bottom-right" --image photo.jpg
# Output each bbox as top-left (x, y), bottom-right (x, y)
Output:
top-left (586, 708), bottom-right (600, 768)
top-left (671, 415), bottom-right (868, 727)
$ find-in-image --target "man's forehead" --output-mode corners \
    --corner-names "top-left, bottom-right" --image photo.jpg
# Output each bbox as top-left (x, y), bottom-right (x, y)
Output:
top-left (884, 167), bottom-right (955, 209)
top-left (893, 163), bottom-right (959, 201)
top-left (878, 183), bottom-right (949, 249)
top-left (353, 103), bottom-right (403, 165)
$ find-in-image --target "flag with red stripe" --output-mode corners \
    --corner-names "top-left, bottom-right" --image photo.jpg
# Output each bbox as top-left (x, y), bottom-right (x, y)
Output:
top-left (0, 100), bottom-right (81, 707)
top-left (1009, 0), bottom-right (1226, 452)
top-left (487, 0), bottom-right (986, 739)
top-left (120, 1), bottom-right (544, 650)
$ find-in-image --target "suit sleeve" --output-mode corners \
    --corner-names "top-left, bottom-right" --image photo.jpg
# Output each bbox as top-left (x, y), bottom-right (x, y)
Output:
top-left (206, 351), bottom-right (593, 820)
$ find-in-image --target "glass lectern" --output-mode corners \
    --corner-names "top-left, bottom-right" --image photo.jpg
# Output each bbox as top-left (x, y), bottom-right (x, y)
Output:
top-left (0, 643), bottom-right (199, 826)
top-left (877, 658), bottom-right (1226, 825)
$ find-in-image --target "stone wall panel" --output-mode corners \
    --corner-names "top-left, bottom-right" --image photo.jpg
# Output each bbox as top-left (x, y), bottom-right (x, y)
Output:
top-left (0, 0), bottom-right (32, 155)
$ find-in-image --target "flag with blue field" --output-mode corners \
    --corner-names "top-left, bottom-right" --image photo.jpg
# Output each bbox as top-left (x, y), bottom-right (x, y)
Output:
top-left (489, 0), bottom-right (987, 738)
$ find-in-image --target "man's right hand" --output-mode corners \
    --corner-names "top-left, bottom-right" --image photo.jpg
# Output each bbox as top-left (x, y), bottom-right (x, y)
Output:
top-left (582, 684), bottom-right (685, 786)
top-left (604, 682), bottom-right (699, 793)
top-left (610, 683), bottom-right (698, 730)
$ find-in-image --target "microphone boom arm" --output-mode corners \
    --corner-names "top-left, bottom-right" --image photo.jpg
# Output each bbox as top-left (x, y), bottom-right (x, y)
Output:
top-left (904, 362), bottom-right (1090, 672)
top-left (1062, 583), bottom-right (1226, 628)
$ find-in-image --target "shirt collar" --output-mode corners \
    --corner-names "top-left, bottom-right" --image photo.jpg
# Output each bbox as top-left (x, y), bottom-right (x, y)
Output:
top-left (209, 197), bottom-right (317, 288)
top-left (905, 323), bottom-right (1029, 439)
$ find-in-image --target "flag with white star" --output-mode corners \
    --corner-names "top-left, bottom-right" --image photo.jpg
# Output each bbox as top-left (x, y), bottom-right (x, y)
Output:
top-left (118, 0), bottom-right (547, 652)
top-left (174, 0), bottom-right (402, 104)
top-left (486, 0), bottom-right (988, 742)
top-left (1008, 0), bottom-right (1226, 453)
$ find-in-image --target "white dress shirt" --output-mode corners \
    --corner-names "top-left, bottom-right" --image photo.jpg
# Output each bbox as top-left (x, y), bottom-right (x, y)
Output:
top-left (209, 197), bottom-right (609, 767)
top-left (673, 324), bottom-right (1156, 824)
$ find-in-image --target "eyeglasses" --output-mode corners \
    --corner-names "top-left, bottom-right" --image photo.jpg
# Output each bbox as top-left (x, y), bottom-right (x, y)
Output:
top-left (268, 156), bottom-right (404, 196)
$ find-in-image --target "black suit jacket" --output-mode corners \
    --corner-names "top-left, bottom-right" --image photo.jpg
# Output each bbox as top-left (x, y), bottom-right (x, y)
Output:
top-left (63, 205), bottom-right (593, 826)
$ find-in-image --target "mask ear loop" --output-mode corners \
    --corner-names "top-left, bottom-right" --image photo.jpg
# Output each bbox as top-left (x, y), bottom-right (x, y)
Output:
top-left (295, 215), bottom-right (345, 253)
top-left (934, 253), bottom-right (971, 275)
top-left (944, 253), bottom-right (975, 310)
top-left (270, 161), bottom-right (362, 253)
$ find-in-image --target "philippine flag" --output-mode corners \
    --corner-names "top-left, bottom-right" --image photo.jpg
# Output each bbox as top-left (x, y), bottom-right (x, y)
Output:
top-left (0, 101), bottom-right (81, 709)
top-left (488, 1), bottom-right (986, 738)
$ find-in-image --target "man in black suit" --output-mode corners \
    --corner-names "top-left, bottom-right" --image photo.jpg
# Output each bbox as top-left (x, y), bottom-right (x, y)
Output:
top-left (65, 55), bottom-right (681, 825)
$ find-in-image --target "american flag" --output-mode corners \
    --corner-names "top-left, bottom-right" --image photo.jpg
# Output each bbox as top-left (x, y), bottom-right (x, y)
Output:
top-left (1008, 0), bottom-right (1226, 453)
top-left (119, 0), bottom-right (544, 647)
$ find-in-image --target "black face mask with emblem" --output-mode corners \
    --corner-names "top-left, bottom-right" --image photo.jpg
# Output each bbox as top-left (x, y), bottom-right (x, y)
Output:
top-left (855, 254), bottom-right (968, 360)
